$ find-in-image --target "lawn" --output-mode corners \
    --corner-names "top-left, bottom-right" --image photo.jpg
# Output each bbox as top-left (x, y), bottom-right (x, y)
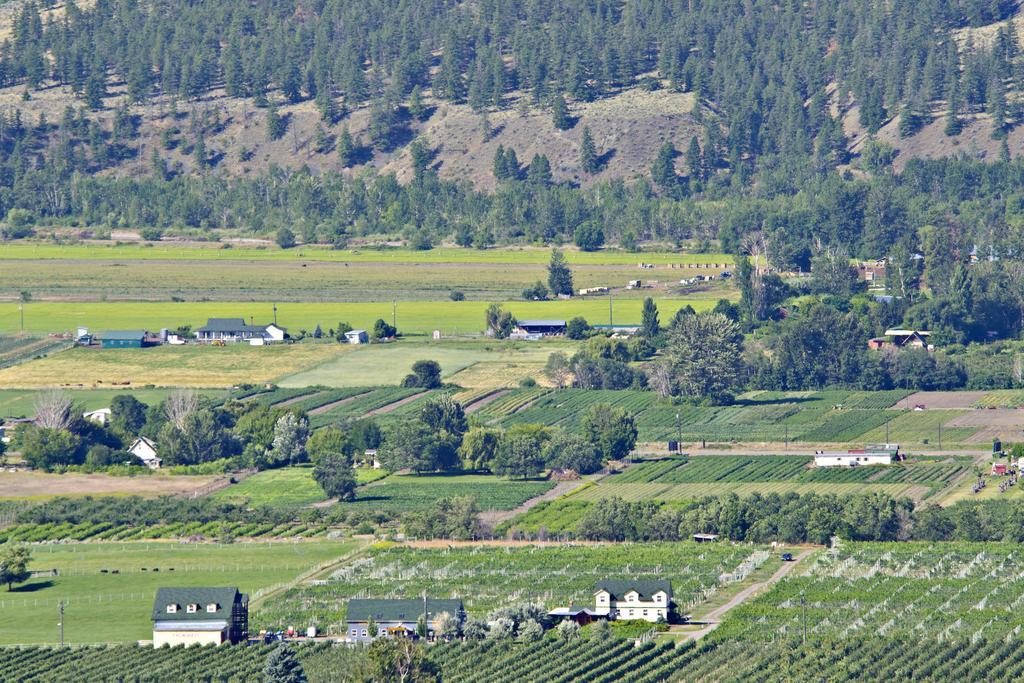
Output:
top-left (0, 387), bottom-right (225, 418)
top-left (280, 340), bottom-right (572, 388)
top-left (0, 540), bottom-right (355, 644)
top-left (211, 467), bottom-right (390, 507)
top-left (0, 298), bottom-right (715, 336)
top-left (348, 472), bottom-right (555, 513)
top-left (211, 467), bottom-right (329, 507)
top-left (0, 344), bottom-right (349, 388)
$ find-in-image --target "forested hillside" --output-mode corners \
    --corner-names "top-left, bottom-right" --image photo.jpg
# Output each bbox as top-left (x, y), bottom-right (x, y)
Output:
top-left (0, 0), bottom-right (1020, 254)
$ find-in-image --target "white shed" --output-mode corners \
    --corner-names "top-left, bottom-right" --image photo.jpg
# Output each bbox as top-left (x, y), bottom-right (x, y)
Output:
top-left (345, 330), bottom-right (369, 344)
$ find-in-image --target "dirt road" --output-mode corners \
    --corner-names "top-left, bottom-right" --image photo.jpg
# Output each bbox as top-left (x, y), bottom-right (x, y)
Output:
top-left (682, 547), bottom-right (816, 640)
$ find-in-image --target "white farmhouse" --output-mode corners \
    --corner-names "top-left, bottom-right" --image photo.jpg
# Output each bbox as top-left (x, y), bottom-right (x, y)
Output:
top-left (593, 579), bottom-right (673, 623)
top-left (129, 436), bottom-right (162, 469)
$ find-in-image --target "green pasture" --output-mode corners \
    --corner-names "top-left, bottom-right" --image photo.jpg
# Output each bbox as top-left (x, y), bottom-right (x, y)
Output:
top-left (211, 467), bottom-right (387, 507)
top-left (350, 472), bottom-right (554, 512)
top-left (280, 340), bottom-right (572, 388)
top-left (0, 388), bottom-right (224, 418)
top-left (0, 540), bottom-right (355, 645)
top-left (0, 242), bottom-right (733, 266)
top-left (0, 298), bottom-right (712, 335)
top-left (0, 258), bottom-right (733, 303)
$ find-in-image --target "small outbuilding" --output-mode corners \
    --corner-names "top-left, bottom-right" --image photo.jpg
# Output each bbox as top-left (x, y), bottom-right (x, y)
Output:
top-left (345, 329), bottom-right (369, 344)
top-left (101, 330), bottom-right (148, 348)
top-left (514, 320), bottom-right (567, 336)
top-left (547, 605), bottom-right (602, 626)
top-left (83, 408), bottom-right (111, 425)
top-left (693, 533), bottom-right (719, 543)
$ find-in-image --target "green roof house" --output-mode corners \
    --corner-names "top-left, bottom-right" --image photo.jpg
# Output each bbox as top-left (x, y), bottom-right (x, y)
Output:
top-left (100, 330), bottom-right (148, 348)
top-left (345, 598), bottom-right (464, 643)
top-left (151, 587), bottom-right (248, 647)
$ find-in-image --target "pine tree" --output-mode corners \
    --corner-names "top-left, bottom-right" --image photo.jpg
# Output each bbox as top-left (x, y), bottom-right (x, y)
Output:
top-left (651, 141), bottom-right (677, 193)
top-left (547, 249), bottom-right (573, 296)
top-left (193, 135), bottom-right (207, 168)
top-left (338, 127), bottom-right (355, 167)
top-left (264, 644), bottom-right (306, 683)
top-left (408, 85), bottom-right (426, 121)
top-left (580, 126), bottom-right (598, 174)
top-left (492, 145), bottom-right (507, 180)
top-left (686, 136), bottom-right (703, 179)
top-left (641, 297), bottom-right (660, 337)
top-left (527, 154), bottom-right (552, 185)
top-left (266, 105), bottom-right (286, 141)
top-left (551, 94), bottom-right (572, 130)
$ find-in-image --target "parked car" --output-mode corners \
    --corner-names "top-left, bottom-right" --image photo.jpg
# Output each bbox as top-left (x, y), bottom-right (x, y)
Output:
top-left (781, 553), bottom-right (794, 561)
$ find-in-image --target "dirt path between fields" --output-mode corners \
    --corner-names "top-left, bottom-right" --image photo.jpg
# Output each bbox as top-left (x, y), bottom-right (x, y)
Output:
top-left (478, 475), bottom-right (600, 528)
top-left (464, 389), bottom-right (508, 414)
top-left (365, 390), bottom-right (427, 416)
top-left (308, 389), bottom-right (372, 416)
top-left (682, 547), bottom-right (816, 641)
top-left (272, 390), bottom-right (326, 408)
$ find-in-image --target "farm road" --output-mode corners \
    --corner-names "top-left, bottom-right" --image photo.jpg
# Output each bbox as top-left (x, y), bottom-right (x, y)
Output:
top-left (682, 547), bottom-right (816, 641)
top-left (478, 474), bottom-right (601, 528)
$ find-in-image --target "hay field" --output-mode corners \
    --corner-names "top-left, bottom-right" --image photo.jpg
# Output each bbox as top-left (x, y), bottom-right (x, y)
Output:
top-left (0, 344), bottom-right (349, 388)
top-left (0, 470), bottom-right (218, 500)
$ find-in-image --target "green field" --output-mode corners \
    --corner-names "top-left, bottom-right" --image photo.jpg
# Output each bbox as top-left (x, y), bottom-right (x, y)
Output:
top-left (0, 242), bottom-right (733, 266)
top-left (280, 340), bottom-right (572, 388)
top-left (0, 387), bottom-right (226, 418)
top-left (255, 542), bottom-right (755, 631)
top-left (0, 298), bottom-right (713, 335)
top-left (0, 540), bottom-right (354, 644)
top-left (350, 473), bottom-right (555, 513)
top-left (211, 466), bottom-right (386, 507)
top-left (563, 455), bottom-right (968, 504)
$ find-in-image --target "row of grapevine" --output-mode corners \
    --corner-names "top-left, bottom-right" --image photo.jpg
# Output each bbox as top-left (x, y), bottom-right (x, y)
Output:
top-left (0, 642), bottom-right (335, 682)
top-left (0, 520), bottom-right (329, 544)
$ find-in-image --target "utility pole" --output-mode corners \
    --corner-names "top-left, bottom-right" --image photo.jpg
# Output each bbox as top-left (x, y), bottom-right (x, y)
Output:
top-left (393, 300), bottom-right (397, 332)
top-left (59, 600), bottom-right (64, 646)
top-left (675, 412), bottom-right (681, 450)
top-left (272, 303), bottom-right (278, 326)
top-left (609, 292), bottom-right (614, 327)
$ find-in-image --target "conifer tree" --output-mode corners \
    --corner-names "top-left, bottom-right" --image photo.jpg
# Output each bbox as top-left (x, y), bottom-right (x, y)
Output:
top-left (551, 94), bottom-right (571, 130)
top-left (580, 126), bottom-right (598, 174)
top-left (337, 127), bottom-right (355, 167)
top-left (264, 644), bottom-right (306, 683)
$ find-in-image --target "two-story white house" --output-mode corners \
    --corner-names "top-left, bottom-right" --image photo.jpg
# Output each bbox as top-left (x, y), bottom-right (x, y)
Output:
top-left (593, 579), bottom-right (673, 623)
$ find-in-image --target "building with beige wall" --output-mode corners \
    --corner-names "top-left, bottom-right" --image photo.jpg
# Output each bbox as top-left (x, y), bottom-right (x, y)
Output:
top-left (151, 587), bottom-right (248, 647)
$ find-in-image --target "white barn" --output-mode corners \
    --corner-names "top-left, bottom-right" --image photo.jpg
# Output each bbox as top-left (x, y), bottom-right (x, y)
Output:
top-left (129, 436), bottom-right (162, 469)
top-left (814, 453), bottom-right (893, 468)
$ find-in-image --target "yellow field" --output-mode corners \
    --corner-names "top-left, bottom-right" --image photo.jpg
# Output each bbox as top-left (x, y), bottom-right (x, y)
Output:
top-left (0, 344), bottom-right (349, 388)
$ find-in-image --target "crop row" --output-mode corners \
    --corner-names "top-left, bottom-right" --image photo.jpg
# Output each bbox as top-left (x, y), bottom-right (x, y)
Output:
top-left (0, 520), bottom-right (329, 543)
top-left (0, 642), bottom-right (332, 682)
top-left (255, 542), bottom-right (753, 633)
top-left (718, 542), bottom-right (1024, 641)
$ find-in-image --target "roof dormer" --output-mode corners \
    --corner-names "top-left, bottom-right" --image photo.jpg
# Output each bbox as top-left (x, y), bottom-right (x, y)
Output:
top-left (165, 604), bottom-right (178, 614)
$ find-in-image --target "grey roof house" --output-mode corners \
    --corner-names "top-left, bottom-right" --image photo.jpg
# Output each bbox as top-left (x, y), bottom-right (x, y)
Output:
top-left (345, 598), bottom-right (464, 643)
top-left (151, 587), bottom-right (248, 647)
top-left (196, 318), bottom-right (287, 342)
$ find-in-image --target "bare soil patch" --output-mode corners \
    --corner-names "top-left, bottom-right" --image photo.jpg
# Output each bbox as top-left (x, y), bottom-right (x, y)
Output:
top-left (948, 408), bottom-right (1024, 428)
top-left (897, 391), bottom-right (989, 410)
top-left (365, 390), bottom-right (427, 416)
top-left (464, 389), bottom-right (508, 414)
top-left (0, 470), bottom-right (218, 499)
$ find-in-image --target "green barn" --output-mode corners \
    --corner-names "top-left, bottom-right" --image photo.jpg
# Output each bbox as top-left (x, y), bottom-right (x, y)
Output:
top-left (100, 330), bottom-right (148, 348)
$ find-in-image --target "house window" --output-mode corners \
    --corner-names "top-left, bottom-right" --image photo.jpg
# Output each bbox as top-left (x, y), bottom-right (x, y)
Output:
top-left (350, 629), bottom-right (357, 637)
top-left (166, 604), bottom-right (178, 614)
top-left (206, 603), bottom-right (218, 613)
top-left (186, 604), bottom-right (198, 613)
top-left (643, 609), bottom-right (648, 616)
top-left (361, 630), bottom-right (368, 637)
